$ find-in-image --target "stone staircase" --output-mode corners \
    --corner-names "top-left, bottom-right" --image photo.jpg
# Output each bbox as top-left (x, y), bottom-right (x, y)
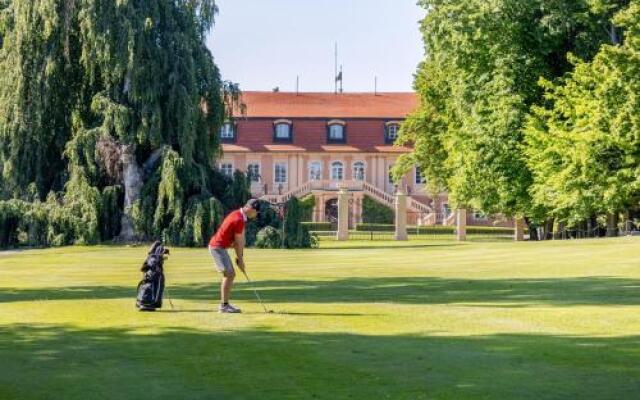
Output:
top-left (260, 180), bottom-right (438, 223)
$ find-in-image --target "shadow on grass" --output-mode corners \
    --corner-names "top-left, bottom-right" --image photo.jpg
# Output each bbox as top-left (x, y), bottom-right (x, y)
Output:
top-left (2, 276), bottom-right (640, 306)
top-left (0, 323), bottom-right (638, 400)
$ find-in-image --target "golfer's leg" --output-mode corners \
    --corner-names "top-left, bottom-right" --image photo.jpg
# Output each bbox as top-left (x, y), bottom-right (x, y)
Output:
top-left (221, 270), bottom-right (235, 303)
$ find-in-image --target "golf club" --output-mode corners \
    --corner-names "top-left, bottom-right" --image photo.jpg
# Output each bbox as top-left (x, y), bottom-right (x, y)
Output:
top-left (164, 286), bottom-right (175, 310)
top-left (237, 258), bottom-right (273, 313)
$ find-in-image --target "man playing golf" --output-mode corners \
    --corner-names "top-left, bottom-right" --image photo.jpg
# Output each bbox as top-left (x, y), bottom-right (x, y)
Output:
top-left (208, 199), bottom-right (259, 313)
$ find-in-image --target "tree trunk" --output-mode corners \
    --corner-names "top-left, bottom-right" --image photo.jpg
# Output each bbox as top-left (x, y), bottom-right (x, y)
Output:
top-left (606, 212), bottom-right (618, 237)
top-left (544, 218), bottom-right (554, 240)
top-left (525, 217), bottom-right (538, 241)
top-left (119, 145), bottom-right (143, 241)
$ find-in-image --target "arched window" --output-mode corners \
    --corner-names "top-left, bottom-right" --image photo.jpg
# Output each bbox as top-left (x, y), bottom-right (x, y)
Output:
top-left (309, 161), bottom-right (322, 181)
top-left (331, 161), bottom-right (344, 181)
top-left (273, 119), bottom-right (292, 142)
top-left (327, 120), bottom-right (346, 143)
top-left (353, 161), bottom-right (365, 181)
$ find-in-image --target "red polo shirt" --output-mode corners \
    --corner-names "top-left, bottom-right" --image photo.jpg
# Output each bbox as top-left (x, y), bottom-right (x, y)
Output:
top-left (208, 210), bottom-right (246, 249)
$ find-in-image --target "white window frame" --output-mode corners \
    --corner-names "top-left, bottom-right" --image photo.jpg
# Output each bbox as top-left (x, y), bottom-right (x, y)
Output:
top-left (308, 161), bottom-right (322, 181)
top-left (275, 123), bottom-right (291, 140)
top-left (247, 162), bottom-right (261, 182)
top-left (352, 161), bottom-right (366, 181)
top-left (220, 122), bottom-right (234, 139)
top-left (329, 124), bottom-right (344, 141)
top-left (220, 162), bottom-right (234, 177)
top-left (274, 162), bottom-right (288, 184)
top-left (331, 161), bottom-right (344, 181)
top-left (387, 124), bottom-right (400, 141)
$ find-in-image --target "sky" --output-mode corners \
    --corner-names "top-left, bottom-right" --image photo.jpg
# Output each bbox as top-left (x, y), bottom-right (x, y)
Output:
top-left (207, 0), bottom-right (425, 93)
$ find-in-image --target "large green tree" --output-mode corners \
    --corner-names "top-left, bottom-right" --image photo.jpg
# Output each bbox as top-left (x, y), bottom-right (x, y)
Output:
top-left (396, 0), bottom-right (629, 230)
top-left (0, 0), bottom-right (235, 245)
top-left (525, 1), bottom-right (640, 225)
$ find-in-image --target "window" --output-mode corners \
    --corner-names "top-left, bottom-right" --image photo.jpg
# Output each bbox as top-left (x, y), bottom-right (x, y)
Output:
top-left (415, 166), bottom-right (424, 184)
top-left (353, 161), bottom-right (365, 181)
top-left (387, 124), bottom-right (400, 141)
top-left (273, 120), bottom-right (292, 142)
top-left (443, 203), bottom-right (451, 217)
top-left (220, 163), bottom-right (233, 177)
top-left (220, 122), bottom-right (235, 141)
top-left (274, 162), bottom-right (287, 183)
top-left (309, 161), bottom-right (322, 181)
top-left (331, 161), bottom-right (344, 181)
top-left (385, 122), bottom-right (401, 144)
top-left (247, 163), bottom-right (260, 182)
top-left (388, 164), bottom-right (395, 184)
top-left (327, 121), bottom-right (346, 143)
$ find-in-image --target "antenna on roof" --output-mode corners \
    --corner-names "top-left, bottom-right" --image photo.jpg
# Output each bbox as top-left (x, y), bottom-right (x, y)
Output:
top-left (374, 76), bottom-right (378, 96)
top-left (296, 75), bottom-right (299, 95)
top-left (334, 42), bottom-right (338, 94)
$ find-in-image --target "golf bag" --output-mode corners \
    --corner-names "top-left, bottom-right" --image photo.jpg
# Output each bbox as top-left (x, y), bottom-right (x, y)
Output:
top-left (136, 241), bottom-right (170, 311)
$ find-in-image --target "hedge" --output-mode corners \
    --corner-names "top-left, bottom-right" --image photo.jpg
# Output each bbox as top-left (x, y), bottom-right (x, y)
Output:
top-left (355, 223), bottom-right (516, 235)
top-left (301, 222), bottom-right (332, 231)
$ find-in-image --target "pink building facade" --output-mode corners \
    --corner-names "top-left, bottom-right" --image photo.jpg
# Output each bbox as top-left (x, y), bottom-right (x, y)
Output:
top-left (219, 92), bottom-right (511, 228)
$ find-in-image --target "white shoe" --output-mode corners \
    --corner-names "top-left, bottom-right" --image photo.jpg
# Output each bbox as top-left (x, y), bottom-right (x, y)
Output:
top-left (219, 304), bottom-right (242, 313)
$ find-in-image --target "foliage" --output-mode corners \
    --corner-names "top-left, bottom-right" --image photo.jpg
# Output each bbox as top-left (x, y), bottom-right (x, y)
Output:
top-left (0, 0), bottom-right (234, 247)
top-left (299, 195), bottom-right (315, 222)
top-left (397, 0), bottom-right (631, 222)
top-left (254, 226), bottom-right (282, 249)
top-left (355, 223), bottom-right (516, 235)
top-left (362, 196), bottom-right (394, 224)
top-left (525, 1), bottom-right (640, 224)
top-left (282, 197), bottom-right (312, 249)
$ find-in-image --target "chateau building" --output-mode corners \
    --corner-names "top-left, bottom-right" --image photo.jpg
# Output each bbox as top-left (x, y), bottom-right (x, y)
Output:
top-left (219, 91), bottom-right (509, 228)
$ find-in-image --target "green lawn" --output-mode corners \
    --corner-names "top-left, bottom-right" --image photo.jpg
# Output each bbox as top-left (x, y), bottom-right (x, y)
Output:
top-left (1, 238), bottom-right (639, 399)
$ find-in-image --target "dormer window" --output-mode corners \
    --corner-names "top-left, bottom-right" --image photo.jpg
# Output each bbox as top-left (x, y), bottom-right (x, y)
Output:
top-left (385, 121), bottom-right (401, 144)
top-left (273, 119), bottom-right (292, 142)
top-left (327, 120), bottom-right (346, 143)
top-left (220, 122), bottom-right (235, 142)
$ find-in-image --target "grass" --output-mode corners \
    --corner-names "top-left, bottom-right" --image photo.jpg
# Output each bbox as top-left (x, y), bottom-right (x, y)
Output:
top-left (1, 237), bottom-right (640, 399)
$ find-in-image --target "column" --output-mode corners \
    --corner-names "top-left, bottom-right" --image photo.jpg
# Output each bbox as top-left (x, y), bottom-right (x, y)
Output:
top-left (394, 190), bottom-right (408, 241)
top-left (515, 217), bottom-right (525, 242)
top-left (261, 154), bottom-right (273, 194)
top-left (456, 208), bottom-right (467, 241)
top-left (336, 188), bottom-right (349, 241)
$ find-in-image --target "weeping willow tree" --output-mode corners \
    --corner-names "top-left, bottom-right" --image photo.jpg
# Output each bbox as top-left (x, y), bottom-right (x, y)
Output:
top-left (0, 0), bottom-right (237, 246)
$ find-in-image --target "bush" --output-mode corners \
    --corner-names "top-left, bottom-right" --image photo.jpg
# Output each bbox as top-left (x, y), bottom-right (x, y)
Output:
top-left (355, 223), bottom-right (515, 235)
top-left (299, 195), bottom-right (315, 222)
top-left (362, 196), bottom-right (394, 224)
top-left (283, 197), bottom-right (312, 248)
top-left (245, 199), bottom-right (282, 247)
top-left (301, 222), bottom-right (332, 231)
top-left (255, 226), bottom-right (282, 248)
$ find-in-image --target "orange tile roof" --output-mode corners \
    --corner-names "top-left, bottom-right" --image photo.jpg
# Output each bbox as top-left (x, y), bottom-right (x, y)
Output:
top-left (237, 91), bottom-right (418, 118)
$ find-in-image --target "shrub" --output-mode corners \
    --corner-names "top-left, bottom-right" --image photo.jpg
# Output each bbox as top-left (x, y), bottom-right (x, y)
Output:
top-left (255, 226), bottom-right (282, 248)
top-left (283, 197), bottom-right (312, 248)
top-left (362, 196), bottom-right (394, 224)
top-left (299, 195), bottom-right (315, 222)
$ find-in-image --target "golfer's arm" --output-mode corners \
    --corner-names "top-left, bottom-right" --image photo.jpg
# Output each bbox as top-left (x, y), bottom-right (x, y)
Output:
top-left (233, 231), bottom-right (245, 262)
